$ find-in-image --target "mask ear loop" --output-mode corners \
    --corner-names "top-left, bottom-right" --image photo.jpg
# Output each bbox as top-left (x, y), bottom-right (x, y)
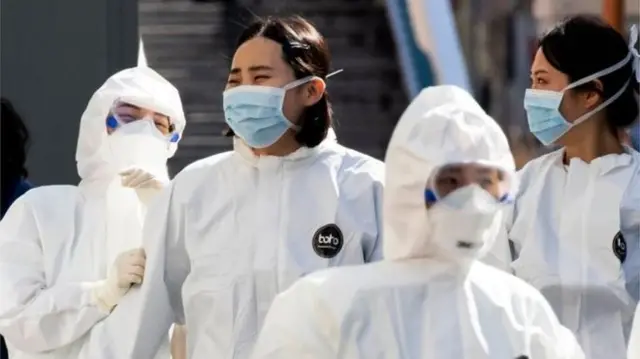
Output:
top-left (283, 76), bottom-right (315, 90)
top-left (572, 79), bottom-right (631, 126)
top-left (565, 25), bottom-right (639, 91)
top-left (283, 69), bottom-right (345, 90)
top-left (564, 52), bottom-right (632, 91)
top-left (326, 69), bottom-right (344, 78)
top-left (279, 69), bottom-right (345, 131)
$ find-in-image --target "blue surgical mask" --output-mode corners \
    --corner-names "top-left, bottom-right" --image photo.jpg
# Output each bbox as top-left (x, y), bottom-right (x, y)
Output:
top-left (524, 52), bottom-right (633, 146)
top-left (222, 76), bottom-right (317, 149)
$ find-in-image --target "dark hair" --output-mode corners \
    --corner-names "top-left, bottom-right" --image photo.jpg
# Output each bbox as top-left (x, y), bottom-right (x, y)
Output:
top-left (539, 15), bottom-right (639, 132)
top-left (227, 15), bottom-right (333, 147)
top-left (1, 97), bottom-right (30, 178)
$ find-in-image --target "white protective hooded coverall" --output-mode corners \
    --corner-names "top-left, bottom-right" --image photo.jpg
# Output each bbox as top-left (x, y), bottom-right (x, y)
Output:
top-left (108, 120), bottom-right (384, 359)
top-left (629, 303), bottom-right (640, 358)
top-left (0, 67), bottom-right (185, 359)
top-left (502, 136), bottom-right (640, 359)
top-left (250, 85), bottom-right (585, 359)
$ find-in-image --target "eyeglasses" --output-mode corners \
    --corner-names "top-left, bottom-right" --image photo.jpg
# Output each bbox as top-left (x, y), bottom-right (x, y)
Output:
top-left (106, 101), bottom-right (179, 142)
top-left (425, 162), bottom-right (513, 204)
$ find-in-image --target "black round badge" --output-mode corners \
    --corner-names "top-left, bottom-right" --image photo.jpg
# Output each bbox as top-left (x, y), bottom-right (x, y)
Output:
top-left (312, 224), bottom-right (344, 259)
top-left (612, 231), bottom-right (627, 263)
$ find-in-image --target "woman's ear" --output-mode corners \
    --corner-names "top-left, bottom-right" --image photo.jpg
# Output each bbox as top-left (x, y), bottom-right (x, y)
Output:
top-left (302, 78), bottom-right (326, 106)
top-left (584, 79), bottom-right (604, 110)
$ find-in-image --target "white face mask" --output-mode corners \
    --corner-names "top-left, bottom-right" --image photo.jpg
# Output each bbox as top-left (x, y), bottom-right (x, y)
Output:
top-left (428, 185), bottom-right (503, 260)
top-left (106, 120), bottom-right (169, 175)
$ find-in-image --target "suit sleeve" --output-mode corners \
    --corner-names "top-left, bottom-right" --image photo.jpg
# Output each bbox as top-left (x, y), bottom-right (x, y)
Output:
top-left (0, 195), bottom-right (108, 353)
top-left (251, 279), bottom-right (338, 359)
top-left (526, 288), bottom-right (585, 359)
top-left (480, 202), bottom-right (515, 273)
top-left (78, 182), bottom-right (190, 359)
top-left (629, 304), bottom-right (640, 359)
top-left (365, 175), bottom-right (385, 262)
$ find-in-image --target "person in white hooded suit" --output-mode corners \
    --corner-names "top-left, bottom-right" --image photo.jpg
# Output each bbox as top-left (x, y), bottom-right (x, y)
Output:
top-left (0, 67), bottom-right (186, 359)
top-left (106, 16), bottom-right (384, 359)
top-left (502, 17), bottom-right (640, 359)
top-left (630, 304), bottom-right (640, 358)
top-left (250, 85), bottom-right (585, 359)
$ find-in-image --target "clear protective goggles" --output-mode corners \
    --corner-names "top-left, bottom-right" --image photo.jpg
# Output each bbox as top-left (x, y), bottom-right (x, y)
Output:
top-left (424, 162), bottom-right (514, 205)
top-left (106, 100), bottom-right (180, 143)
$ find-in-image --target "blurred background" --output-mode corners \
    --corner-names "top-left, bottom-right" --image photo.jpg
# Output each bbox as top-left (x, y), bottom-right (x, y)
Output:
top-left (1, 0), bottom-right (638, 185)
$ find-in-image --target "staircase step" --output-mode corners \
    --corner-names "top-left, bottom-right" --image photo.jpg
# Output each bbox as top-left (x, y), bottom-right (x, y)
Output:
top-left (140, 11), bottom-right (223, 26)
top-left (139, 1), bottom-right (220, 13)
top-left (140, 24), bottom-right (221, 36)
top-left (186, 111), bottom-right (224, 124)
top-left (171, 82), bottom-right (405, 110)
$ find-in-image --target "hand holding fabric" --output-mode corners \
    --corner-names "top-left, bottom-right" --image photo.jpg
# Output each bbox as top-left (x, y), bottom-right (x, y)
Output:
top-left (91, 248), bottom-right (146, 312)
top-left (119, 168), bottom-right (169, 204)
top-left (119, 168), bottom-right (167, 190)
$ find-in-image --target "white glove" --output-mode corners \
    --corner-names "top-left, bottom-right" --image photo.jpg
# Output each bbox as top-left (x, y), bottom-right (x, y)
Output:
top-left (119, 168), bottom-right (169, 204)
top-left (91, 248), bottom-right (146, 313)
top-left (119, 168), bottom-right (167, 190)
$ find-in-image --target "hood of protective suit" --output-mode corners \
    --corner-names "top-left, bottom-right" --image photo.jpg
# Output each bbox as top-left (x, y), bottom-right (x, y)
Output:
top-left (383, 85), bottom-right (515, 261)
top-left (75, 67), bottom-right (185, 181)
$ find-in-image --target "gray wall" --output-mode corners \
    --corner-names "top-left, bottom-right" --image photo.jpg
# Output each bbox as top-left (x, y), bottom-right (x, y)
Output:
top-left (1, 0), bottom-right (138, 185)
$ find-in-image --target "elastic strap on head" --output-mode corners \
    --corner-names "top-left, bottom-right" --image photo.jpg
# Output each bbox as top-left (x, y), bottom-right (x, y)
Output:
top-left (326, 69), bottom-right (344, 79)
top-left (566, 25), bottom-right (640, 91)
top-left (283, 76), bottom-right (315, 90)
top-left (629, 25), bottom-right (640, 83)
top-left (568, 25), bottom-right (640, 127)
top-left (572, 79), bottom-right (631, 127)
top-left (565, 52), bottom-right (632, 91)
top-left (283, 69), bottom-right (344, 91)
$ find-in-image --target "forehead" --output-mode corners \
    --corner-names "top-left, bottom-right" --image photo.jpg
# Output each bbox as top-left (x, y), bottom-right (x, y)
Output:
top-left (531, 48), bottom-right (550, 70)
top-left (531, 48), bottom-right (563, 76)
top-left (230, 37), bottom-right (288, 71)
top-left (439, 164), bottom-right (496, 175)
top-left (114, 102), bottom-right (169, 118)
top-left (114, 103), bottom-right (140, 111)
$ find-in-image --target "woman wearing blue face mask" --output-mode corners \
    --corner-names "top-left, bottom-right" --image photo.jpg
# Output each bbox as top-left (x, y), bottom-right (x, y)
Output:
top-left (112, 16), bottom-right (385, 359)
top-left (497, 15), bottom-right (640, 359)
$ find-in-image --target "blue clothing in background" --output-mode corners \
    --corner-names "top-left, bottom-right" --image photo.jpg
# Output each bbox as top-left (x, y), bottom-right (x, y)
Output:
top-left (630, 121), bottom-right (640, 152)
top-left (1, 177), bottom-right (32, 218)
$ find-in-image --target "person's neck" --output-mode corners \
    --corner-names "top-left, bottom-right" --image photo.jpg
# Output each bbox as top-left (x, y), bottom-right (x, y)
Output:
top-left (563, 123), bottom-right (625, 164)
top-left (252, 133), bottom-right (301, 157)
